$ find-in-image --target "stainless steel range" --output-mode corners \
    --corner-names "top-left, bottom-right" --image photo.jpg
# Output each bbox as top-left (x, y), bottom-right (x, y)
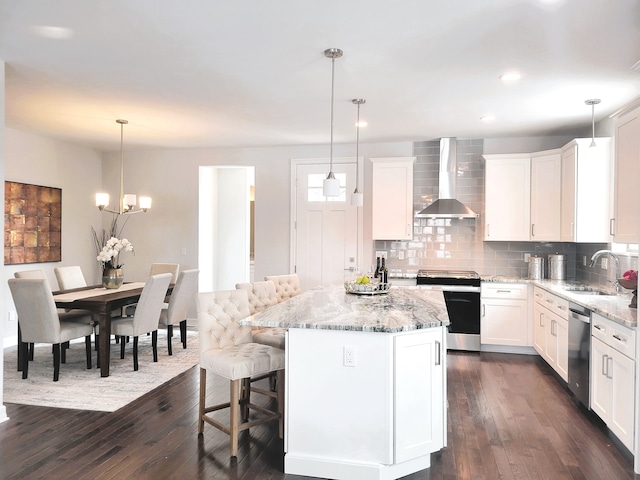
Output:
top-left (416, 270), bottom-right (481, 351)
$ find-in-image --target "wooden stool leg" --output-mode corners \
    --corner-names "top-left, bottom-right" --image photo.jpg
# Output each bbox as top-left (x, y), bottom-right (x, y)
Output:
top-left (277, 369), bottom-right (285, 439)
top-left (230, 379), bottom-right (240, 457)
top-left (240, 378), bottom-right (250, 422)
top-left (198, 368), bottom-right (206, 434)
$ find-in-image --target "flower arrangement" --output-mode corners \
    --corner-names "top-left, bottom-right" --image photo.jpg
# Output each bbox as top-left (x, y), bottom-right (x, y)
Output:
top-left (96, 236), bottom-right (134, 269)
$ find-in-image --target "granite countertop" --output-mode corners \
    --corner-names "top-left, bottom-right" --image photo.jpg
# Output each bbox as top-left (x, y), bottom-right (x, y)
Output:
top-left (482, 276), bottom-right (637, 329)
top-left (242, 285), bottom-right (449, 333)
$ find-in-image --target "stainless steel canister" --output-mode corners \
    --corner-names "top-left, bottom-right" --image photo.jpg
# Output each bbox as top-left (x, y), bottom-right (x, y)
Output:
top-left (528, 256), bottom-right (544, 280)
top-left (548, 253), bottom-right (566, 280)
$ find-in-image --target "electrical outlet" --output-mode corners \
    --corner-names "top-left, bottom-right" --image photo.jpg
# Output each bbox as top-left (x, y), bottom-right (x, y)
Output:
top-left (180, 247), bottom-right (187, 256)
top-left (601, 257), bottom-right (608, 270)
top-left (343, 346), bottom-right (356, 367)
top-left (583, 255), bottom-right (587, 266)
top-left (524, 253), bottom-right (530, 263)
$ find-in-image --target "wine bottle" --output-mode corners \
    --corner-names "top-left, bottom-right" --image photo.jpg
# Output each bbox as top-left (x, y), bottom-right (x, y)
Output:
top-left (381, 257), bottom-right (388, 284)
top-left (374, 257), bottom-right (381, 279)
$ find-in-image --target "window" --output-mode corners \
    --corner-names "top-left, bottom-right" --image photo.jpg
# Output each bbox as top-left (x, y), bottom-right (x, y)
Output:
top-left (307, 173), bottom-right (347, 202)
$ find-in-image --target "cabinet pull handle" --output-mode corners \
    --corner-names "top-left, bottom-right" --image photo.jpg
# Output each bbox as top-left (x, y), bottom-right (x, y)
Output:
top-left (551, 319), bottom-right (556, 336)
top-left (487, 224), bottom-right (490, 237)
top-left (571, 222), bottom-right (575, 238)
top-left (482, 304), bottom-right (486, 317)
top-left (531, 224), bottom-right (535, 237)
top-left (594, 324), bottom-right (605, 332)
top-left (435, 341), bottom-right (441, 366)
top-left (602, 354), bottom-right (609, 376)
top-left (497, 290), bottom-right (511, 294)
top-left (612, 334), bottom-right (625, 344)
top-left (610, 218), bottom-right (615, 236)
top-left (407, 223), bottom-right (411, 236)
top-left (539, 313), bottom-right (544, 327)
top-left (607, 357), bottom-right (614, 379)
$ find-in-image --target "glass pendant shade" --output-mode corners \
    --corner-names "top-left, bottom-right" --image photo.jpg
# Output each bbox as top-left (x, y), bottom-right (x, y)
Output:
top-left (323, 175), bottom-right (340, 197)
top-left (351, 191), bottom-right (363, 206)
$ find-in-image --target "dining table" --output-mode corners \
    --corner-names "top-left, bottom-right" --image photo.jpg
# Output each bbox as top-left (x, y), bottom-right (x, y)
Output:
top-left (53, 282), bottom-right (172, 377)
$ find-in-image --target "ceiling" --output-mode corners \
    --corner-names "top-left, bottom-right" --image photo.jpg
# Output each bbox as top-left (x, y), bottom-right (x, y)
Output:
top-left (1, 0), bottom-right (640, 152)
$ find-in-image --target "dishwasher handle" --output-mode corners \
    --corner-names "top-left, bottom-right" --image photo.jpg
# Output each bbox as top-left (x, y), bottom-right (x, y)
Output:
top-left (569, 310), bottom-right (590, 324)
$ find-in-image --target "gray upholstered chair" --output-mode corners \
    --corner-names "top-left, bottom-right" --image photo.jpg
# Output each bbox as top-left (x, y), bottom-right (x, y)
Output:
top-left (264, 273), bottom-right (302, 303)
top-left (8, 278), bottom-right (94, 381)
top-left (110, 273), bottom-right (173, 371)
top-left (236, 280), bottom-right (285, 350)
top-left (54, 265), bottom-right (87, 290)
top-left (124, 262), bottom-right (180, 316)
top-left (197, 289), bottom-right (284, 457)
top-left (158, 269), bottom-right (199, 355)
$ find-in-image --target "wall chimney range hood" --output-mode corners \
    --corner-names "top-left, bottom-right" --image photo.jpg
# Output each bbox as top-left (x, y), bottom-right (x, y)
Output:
top-left (416, 137), bottom-right (478, 219)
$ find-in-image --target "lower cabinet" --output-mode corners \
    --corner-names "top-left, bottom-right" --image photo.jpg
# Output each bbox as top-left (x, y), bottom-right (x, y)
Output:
top-left (532, 286), bottom-right (568, 382)
top-left (481, 283), bottom-right (530, 347)
top-left (590, 313), bottom-right (636, 451)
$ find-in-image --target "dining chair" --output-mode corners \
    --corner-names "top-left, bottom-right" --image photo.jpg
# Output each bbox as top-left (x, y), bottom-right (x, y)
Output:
top-left (264, 273), bottom-right (302, 303)
top-left (8, 278), bottom-right (94, 381)
top-left (124, 262), bottom-right (180, 316)
top-left (158, 269), bottom-right (199, 355)
top-left (110, 273), bottom-right (173, 371)
top-left (54, 265), bottom-right (87, 290)
top-left (197, 289), bottom-right (284, 457)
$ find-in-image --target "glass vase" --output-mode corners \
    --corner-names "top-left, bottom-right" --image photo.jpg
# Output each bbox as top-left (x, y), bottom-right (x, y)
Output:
top-left (102, 268), bottom-right (124, 289)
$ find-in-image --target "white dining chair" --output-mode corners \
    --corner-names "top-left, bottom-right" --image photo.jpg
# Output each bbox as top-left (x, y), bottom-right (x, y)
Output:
top-left (110, 273), bottom-right (173, 371)
top-left (197, 289), bottom-right (284, 457)
top-left (8, 278), bottom-right (94, 381)
top-left (124, 262), bottom-right (180, 316)
top-left (158, 269), bottom-right (199, 355)
top-left (54, 265), bottom-right (87, 290)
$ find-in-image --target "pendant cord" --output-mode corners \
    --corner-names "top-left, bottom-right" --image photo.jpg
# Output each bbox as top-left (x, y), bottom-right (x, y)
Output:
top-left (329, 55), bottom-right (335, 174)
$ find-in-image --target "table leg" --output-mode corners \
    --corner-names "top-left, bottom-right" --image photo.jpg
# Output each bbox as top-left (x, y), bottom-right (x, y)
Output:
top-left (98, 308), bottom-right (111, 377)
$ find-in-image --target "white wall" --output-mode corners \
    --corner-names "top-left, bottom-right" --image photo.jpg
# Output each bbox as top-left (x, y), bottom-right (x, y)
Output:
top-left (2, 128), bottom-right (103, 346)
top-left (0, 60), bottom-right (7, 423)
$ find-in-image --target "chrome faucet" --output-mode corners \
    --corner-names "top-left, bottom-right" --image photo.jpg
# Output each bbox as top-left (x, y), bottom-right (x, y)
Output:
top-left (589, 250), bottom-right (621, 292)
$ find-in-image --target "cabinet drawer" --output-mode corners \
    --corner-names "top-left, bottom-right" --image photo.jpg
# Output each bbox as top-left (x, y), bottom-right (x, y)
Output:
top-left (540, 290), bottom-right (569, 319)
top-left (482, 283), bottom-right (528, 300)
top-left (592, 313), bottom-right (636, 360)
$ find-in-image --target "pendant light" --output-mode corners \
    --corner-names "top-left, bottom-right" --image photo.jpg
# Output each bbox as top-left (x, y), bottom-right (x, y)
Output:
top-left (585, 98), bottom-right (601, 148)
top-left (96, 119), bottom-right (152, 215)
top-left (351, 98), bottom-right (366, 207)
top-left (322, 48), bottom-right (343, 197)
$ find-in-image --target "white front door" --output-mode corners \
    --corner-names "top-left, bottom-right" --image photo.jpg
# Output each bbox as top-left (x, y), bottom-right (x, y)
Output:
top-left (293, 162), bottom-right (359, 290)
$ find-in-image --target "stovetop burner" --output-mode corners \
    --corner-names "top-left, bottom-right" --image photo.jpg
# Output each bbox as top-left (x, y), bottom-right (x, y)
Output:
top-left (417, 269), bottom-right (480, 279)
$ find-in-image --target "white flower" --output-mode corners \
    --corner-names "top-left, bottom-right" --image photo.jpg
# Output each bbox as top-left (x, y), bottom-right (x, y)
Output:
top-left (96, 237), bottom-right (135, 269)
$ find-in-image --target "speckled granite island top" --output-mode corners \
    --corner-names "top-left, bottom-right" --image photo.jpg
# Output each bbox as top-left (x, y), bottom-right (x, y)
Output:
top-left (242, 285), bottom-right (449, 333)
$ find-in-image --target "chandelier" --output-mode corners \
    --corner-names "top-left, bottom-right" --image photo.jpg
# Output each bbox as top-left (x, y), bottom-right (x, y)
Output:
top-left (96, 119), bottom-right (152, 215)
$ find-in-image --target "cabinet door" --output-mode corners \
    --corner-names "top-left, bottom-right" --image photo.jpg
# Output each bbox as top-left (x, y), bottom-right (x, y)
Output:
top-left (545, 316), bottom-right (559, 368)
top-left (530, 151), bottom-right (561, 241)
top-left (556, 317), bottom-right (569, 382)
top-left (483, 155), bottom-right (531, 241)
top-left (609, 348), bottom-right (635, 451)
top-left (590, 336), bottom-right (610, 420)
top-left (533, 302), bottom-right (546, 357)
top-left (481, 299), bottom-right (529, 346)
top-left (613, 109), bottom-right (640, 243)
top-left (560, 145), bottom-right (577, 242)
top-left (371, 157), bottom-right (415, 240)
top-left (395, 329), bottom-right (444, 462)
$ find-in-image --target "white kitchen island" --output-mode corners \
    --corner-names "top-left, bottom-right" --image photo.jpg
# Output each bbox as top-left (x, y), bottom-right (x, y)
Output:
top-left (243, 285), bottom-right (449, 480)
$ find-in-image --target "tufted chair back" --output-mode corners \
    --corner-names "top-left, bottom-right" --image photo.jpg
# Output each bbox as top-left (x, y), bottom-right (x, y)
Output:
top-left (54, 266), bottom-right (87, 290)
top-left (235, 281), bottom-right (277, 314)
top-left (197, 289), bottom-right (253, 353)
top-left (264, 274), bottom-right (302, 303)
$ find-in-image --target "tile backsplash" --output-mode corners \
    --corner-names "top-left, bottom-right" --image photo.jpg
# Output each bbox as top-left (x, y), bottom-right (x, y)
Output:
top-left (375, 139), bottom-right (637, 289)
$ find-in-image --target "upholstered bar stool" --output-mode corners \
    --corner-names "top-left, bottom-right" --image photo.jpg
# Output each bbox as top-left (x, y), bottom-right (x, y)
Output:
top-left (264, 273), bottom-right (302, 303)
top-left (197, 289), bottom-right (284, 457)
top-left (235, 280), bottom-right (285, 349)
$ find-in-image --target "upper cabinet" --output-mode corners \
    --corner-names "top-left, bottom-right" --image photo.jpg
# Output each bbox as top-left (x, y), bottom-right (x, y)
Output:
top-left (560, 138), bottom-right (612, 242)
top-left (612, 108), bottom-right (640, 243)
top-left (370, 157), bottom-right (415, 240)
top-left (483, 154), bottom-right (531, 241)
top-left (530, 149), bottom-right (562, 241)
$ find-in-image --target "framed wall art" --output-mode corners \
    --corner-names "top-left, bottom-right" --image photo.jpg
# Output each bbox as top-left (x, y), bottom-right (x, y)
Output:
top-left (4, 181), bottom-right (62, 265)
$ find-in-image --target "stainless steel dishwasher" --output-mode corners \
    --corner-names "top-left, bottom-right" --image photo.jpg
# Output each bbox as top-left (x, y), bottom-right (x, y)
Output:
top-left (568, 302), bottom-right (591, 408)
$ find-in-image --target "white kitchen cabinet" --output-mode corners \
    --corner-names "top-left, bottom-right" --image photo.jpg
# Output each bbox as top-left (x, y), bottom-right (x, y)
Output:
top-left (530, 149), bottom-right (562, 241)
top-left (590, 313), bottom-right (636, 451)
top-left (481, 283), bottom-right (530, 347)
top-left (532, 286), bottom-right (568, 382)
top-left (483, 154), bottom-right (531, 241)
top-left (612, 107), bottom-right (640, 243)
top-left (370, 157), bottom-right (415, 240)
top-left (560, 138), bottom-right (612, 242)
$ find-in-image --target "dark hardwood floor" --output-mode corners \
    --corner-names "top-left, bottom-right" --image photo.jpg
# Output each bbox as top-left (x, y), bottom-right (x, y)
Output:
top-left (1, 351), bottom-right (638, 479)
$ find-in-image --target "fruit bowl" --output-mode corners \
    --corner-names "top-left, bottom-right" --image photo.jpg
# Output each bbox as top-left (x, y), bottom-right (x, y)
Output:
top-left (344, 280), bottom-right (391, 295)
top-left (617, 278), bottom-right (637, 308)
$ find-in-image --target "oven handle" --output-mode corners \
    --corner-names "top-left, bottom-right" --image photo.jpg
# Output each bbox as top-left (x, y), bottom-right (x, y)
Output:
top-left (417, 285), bottom-right (481, 293)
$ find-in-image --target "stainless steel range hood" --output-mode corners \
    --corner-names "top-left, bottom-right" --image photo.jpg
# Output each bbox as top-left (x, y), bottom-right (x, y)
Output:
top-left (416, 138), bottom-right (478, 219)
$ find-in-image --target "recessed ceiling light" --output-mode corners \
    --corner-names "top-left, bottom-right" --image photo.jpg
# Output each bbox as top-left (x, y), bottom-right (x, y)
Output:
top-left (480, 115), bottom-right (495, 122)
top-left (499, 72), bottom-right (521, 82)
top-left (32, 25), bottom-right (74, 39)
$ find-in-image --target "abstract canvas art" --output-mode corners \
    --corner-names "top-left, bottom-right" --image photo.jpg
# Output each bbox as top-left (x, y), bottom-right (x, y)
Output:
top-left (4, 181), bottom-right (62, 264)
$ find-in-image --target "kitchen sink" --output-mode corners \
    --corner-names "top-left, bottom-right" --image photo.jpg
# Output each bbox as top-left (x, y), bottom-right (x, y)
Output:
top-left (563, 287), bottom-right (616, 296)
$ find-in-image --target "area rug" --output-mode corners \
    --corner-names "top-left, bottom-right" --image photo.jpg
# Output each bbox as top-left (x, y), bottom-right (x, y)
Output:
top-left (2, 330), bottom-right (200, 412)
